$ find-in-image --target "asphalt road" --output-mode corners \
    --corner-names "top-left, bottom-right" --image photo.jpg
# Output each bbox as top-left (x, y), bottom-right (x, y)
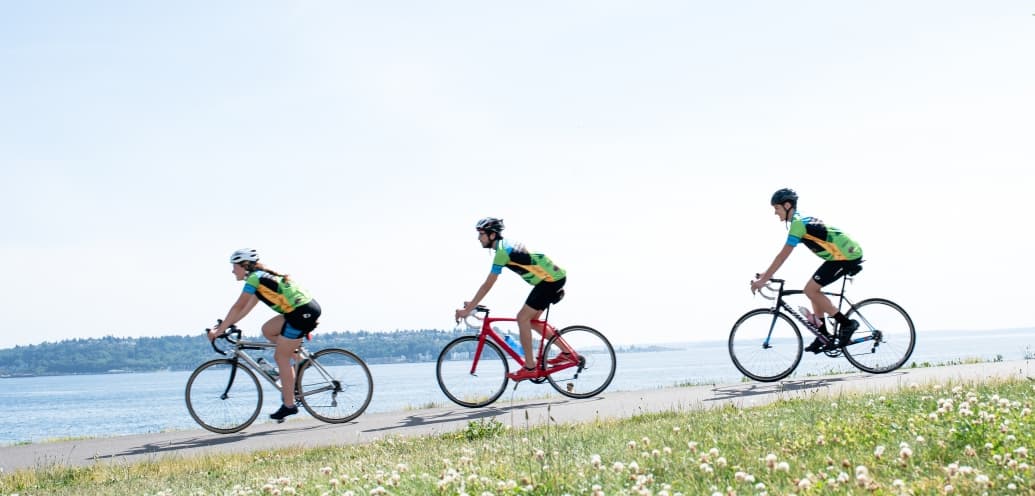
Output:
top-left (2, 360), bottom-right (1031, 473)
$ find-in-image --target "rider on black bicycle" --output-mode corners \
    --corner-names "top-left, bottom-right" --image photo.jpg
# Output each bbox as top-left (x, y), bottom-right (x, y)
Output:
top-left (455, 218), bottom-right (567, 382)
top-left (750, 189), bottom-right (862, 353)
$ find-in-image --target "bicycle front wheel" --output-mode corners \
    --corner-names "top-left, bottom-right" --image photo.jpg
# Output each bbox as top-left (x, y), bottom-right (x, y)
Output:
top-left (544, 325), bottom-right (616, 399)
top-left (296, 348), bottom-right (373, 423)
top-left (436, 336), bottom-right (508, 408)
top-left (843, 298), bottom-right (916, 373)
top-left (185, 359), bottom-right (262, 434)
top-left (728, 309), bottom-right (803, 382)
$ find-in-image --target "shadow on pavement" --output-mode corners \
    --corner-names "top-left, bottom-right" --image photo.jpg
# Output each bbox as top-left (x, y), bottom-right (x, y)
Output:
top-left (362, 399), bottom-right (573, 433)
top-left (111, 421), bottom-right (358, 458)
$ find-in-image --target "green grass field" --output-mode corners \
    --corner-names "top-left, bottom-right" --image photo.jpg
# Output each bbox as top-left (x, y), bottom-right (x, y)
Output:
top-left (3, 377), bottom-right (1033, 495)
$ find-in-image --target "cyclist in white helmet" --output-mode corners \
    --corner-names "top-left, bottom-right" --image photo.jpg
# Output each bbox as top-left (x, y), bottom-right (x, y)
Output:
top-left (209, 248), bottom-right (321, 420)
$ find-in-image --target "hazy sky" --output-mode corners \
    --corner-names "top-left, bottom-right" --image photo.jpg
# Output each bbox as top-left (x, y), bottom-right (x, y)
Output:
top-left (3, 2), bottom-right (1033, 350)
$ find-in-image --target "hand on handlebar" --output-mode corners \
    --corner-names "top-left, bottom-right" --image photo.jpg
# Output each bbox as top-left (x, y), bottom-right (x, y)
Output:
top-left (454, 301), bottom-right (473, 324)
top-left (750, 274), bottom-right (769, 294)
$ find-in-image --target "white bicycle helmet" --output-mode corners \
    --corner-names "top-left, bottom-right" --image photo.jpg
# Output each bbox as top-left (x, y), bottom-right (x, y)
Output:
top-left (475, 217), bottom-right (504, 234)
top-left (229, 248), bottom-right (259, 264)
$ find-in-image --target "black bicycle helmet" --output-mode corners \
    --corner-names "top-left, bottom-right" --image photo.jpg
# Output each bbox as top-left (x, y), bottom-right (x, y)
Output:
top-left (770, 188), bottom-right (798, 208)
top-left (475, 217), bottom-right (504, 234)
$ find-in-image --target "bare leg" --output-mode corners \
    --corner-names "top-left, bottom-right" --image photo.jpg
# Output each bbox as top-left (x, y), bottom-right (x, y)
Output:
top-left (262, 316), bottom-right (302, 407)
top-left (516, 305), bottom-right (542, 369)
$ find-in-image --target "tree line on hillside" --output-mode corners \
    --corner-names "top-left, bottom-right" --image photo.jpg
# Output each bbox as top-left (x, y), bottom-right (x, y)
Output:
top-left (0, 329), bottom-right (469, 377)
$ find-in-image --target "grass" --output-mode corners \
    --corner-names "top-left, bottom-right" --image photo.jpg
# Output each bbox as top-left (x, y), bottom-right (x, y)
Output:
top-left (3, 376), bottom-right (1034, 495)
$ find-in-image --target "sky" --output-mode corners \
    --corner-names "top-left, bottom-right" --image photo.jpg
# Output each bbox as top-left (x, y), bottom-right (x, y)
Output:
top-left (2, 2), bottom-right (1033, 350)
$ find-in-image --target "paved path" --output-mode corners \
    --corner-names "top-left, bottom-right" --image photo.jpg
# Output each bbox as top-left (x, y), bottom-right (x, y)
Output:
top-left (2, 360), bottom-right (1032, 472)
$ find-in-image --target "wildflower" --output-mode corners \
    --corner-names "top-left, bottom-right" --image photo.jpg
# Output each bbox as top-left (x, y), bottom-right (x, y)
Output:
top-left (642, 436), bottom-right (651, 447)
top-left (716, 456), bottom-right (728, 468)
top-left (709, 447), bottom-right (720, 458)
top-left (816, 434), bottom-right (825, 445)
top-left (369, 487), bottom-right (387, 495)
top-left (613, 462), bottom-right (625, 472)
top-left (673, 426), bottom-right (681, 433)
top-left (629, 461), bottom-right (640, 473)
top-left (628, 440), bottom-right (637, 450)
top-left (893, 479), bottom-right (905, 488)
top-left (591, 454), bottom-right (602, 468)
top-left (944, 484), bottom-right (954, 493)
top-left (946, 463), bottom-right (959, 477)
top-left (663, 446), bottom-right (672, 455)
top-left (765, 453), bottom-right (778, 469)
top-left (689, 441), bottom-right (699, 452)
top-left (320, 467), bottom-right (333, 475)
top-left (776, 461), bottom-right (790, 472)
top-left (591, 484), bottom-right (605, 496)
top-left (534, 449), bottom-right (545, 461)
top-left (900, 445), bottom-right (913, 460)
top-left (700, 462), bottom-right (713, 473)
top-left (916, 435), bottom-right (925, 443)
top-left (874, 445), bottom-right (885, 459)
top-left (797, 478), bottom-right (812, 489)
top-left (1016, 447), bottom-right (1029, 458)
top-left (974, 474), bottom-right (990, 487)
top-left (964, 445), bottom-right (976, 457)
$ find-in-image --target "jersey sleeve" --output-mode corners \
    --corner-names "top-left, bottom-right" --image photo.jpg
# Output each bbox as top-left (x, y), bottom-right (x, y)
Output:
top-left (242, 273), bottom-right (260, 294)
top-left (490, 242), bottom-right (510, 274)
top-left (786, 217), bottom-right (806, 247)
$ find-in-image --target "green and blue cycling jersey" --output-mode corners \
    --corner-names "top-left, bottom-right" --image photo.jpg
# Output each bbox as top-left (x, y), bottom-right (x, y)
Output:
top-left (787, 213), bottom-right (863, 261)
top-left (242, 270), bottom-right (313, 314)
top-left (491, 239), bottom-right (566, 285)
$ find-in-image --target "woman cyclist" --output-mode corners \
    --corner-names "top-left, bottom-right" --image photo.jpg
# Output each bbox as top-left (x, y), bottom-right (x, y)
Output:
top-left (208, 248), bottom-right (321, 420)
top-left (750, 189), bottom-right (862, 353)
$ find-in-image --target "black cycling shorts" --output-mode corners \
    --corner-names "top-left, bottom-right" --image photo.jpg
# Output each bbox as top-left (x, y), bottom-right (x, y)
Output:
top-left (282, 300), bottom-right (322, 339)
top-left (525, 278), bottom-right (566, 311)
top-left (812, 260), bottom-right (863, 286)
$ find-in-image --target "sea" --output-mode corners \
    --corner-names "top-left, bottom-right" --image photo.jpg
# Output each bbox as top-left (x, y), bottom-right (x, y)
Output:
top-left (1, 328), bottom-right (1031, 446)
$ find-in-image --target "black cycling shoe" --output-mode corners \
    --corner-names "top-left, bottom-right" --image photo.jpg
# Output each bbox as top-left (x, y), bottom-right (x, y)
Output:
top-left (270, 404), bottom-right (299, 422)
top-left (838, 319), bottom-right (859, 344)
top-left (804, 337), bottom-right (828, 354)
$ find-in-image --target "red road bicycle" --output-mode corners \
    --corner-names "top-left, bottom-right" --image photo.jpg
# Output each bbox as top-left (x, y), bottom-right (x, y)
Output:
top-left (436, 305), bottom-right (616, 407)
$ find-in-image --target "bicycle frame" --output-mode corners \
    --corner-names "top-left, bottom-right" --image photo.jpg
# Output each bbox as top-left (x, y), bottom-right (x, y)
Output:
top-left (212, 328), bottom-right (337, 402)
top-left (464, 306), bottom-right (579, 375)
top-left (760, 276), bottom-right (876, 351)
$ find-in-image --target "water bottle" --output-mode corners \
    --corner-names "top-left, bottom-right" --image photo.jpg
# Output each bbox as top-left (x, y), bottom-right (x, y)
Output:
top-left (257, 357), bottom-right (279, 379)
top-left (798, 306), bottom-right (821, 329)
top-left (503, 334), bottom-right (524, 356)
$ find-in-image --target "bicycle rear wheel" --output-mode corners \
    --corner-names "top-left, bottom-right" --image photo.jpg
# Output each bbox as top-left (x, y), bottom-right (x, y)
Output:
top-left (544, 325), bottom-right (616, 399)
top-left (728, 309), bottom-right (803, 382)
top-left (296, 348), bottom-right (373, 423)
top-left (436, 336), bottom-right (508, 408)
top-left (842, 298), bottom-right (916, 373)
top-left (185, 359), bottom-right (262, 434)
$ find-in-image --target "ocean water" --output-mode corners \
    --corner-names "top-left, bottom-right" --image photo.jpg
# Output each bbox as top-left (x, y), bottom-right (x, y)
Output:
top-left (1, 328), bottom-right (1030, 445)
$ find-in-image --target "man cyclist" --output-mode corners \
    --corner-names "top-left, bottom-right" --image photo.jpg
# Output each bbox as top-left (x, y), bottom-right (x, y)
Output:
top-left (750, 189), bottom-right (862, 353)
top-left (455, 218), bottom-right (566, 381)
top-left (209, 248), bottom-right (321, 420)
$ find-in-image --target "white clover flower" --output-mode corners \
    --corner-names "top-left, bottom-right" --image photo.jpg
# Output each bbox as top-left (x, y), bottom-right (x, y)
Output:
top-left (688, 441), bottom-right (699, 452)
top-left (944, 484), bottom-right (954, 493)
top-left (855, 465), bottom-right (869, 478)
top-left (663, 446), bottom-right (672, 455)
top-left (797, 478), bottom-right (812, 489)
top-left (735, 471), bottom-right (749, 481)
top-left (837, 472), bottom-right (850, 483)
top-left (709, 447), bottom-right (720, 458)
top-left (629, 461), bottom-right (640, 473)
top-left (900, 446), bottom-right (913, 460)
top-left (874, 445), bottom-right (885, 458)
top-left (591, 454), bottom-right (602, 468)
top-left (765, 453), bottom-right (778, 469)
top-left (700, 462), bottom-right (714, 473)
top-left (320, 466), bottom-right (333, 475)
top-left (627, 440), bottom-right (637, 450)
top-left (1016, 447), bottom-right (1029, 458)
top-left (613, 461), bottom-right (625, 472)
top-left (776, 461), bottom-right (790, 472)
top-left (964, 445), bottom-right (976, 456)
top-left (893, 479), bottom-right (905, 488)
top-left (673, 426), bottom-right (681, 433)
top-left (642, 436), bottom-right (651, 447)
top-left (974, 474), bottom-right (990, 486)
top-left (916, 435), bottom-right (925, 443)
top-left (716, 456), bottom-right (728, 468)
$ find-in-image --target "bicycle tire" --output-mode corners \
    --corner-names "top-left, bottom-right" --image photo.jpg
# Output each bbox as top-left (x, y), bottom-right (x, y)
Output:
top-left (728, 309), bottom-right (803, 382)
top-left (544, 325), bottom-right (616, 399)
top-left (185, 359), bottom-right (262, 434)
top-left (842, 298), bottom-right (916, 373)
top-left (296, 348), bottom-right (373, 423)
top-left (436, 336), bottom-right (508, 408)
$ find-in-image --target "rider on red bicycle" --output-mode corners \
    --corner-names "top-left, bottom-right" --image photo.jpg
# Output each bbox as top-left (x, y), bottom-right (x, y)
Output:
top-left (455, 218), bottom-right (566, 381)
top-left (750, 189), bottom-right (863, 353)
